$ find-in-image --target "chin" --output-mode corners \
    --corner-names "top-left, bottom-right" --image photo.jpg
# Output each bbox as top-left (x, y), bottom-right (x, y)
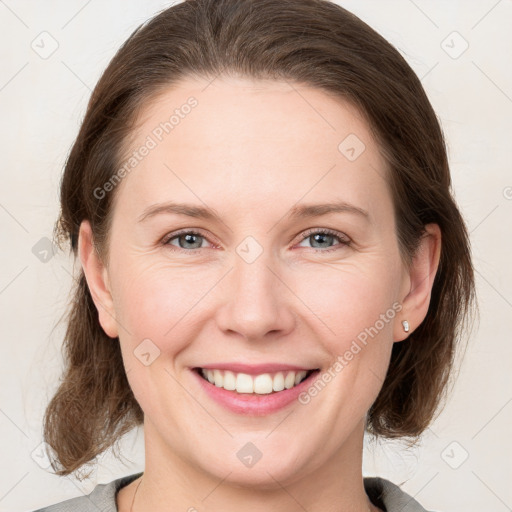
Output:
top-left (211, 461), bottom-right (308, 491)
top-left (192, 445), bottom-right (316, 491)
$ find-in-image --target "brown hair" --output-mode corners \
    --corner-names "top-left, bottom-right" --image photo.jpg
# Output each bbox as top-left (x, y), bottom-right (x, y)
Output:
top-left (45, 0), bottom-right (476, 477)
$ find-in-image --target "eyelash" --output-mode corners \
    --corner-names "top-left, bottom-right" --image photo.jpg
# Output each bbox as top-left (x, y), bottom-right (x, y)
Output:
top-left (161, 228), bottom-right (351, 254)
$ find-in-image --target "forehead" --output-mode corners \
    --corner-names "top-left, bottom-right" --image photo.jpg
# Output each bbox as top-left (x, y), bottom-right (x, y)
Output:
top-left (114, 75), bottom-right (391, 223)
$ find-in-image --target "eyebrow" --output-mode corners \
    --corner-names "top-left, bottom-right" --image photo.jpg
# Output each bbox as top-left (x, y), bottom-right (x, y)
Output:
top-left (137, 200), bottom-right (370, 224)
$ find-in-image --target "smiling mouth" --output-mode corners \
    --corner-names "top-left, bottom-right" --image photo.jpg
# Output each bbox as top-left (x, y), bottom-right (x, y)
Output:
top-left (193, 367), bottom-right (319, 395)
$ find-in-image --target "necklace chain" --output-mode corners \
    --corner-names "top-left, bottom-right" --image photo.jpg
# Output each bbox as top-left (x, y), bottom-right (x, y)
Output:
top-left (129, 477), bottom-right (142, 512)
top-left (129, 476), bottom-right (374, 512)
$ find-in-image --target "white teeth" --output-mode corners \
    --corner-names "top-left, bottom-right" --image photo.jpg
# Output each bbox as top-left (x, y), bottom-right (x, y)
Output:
top-left (223, 370), bottom-right (236, 390)
top-left (294, 370), bottom-right (307, 385)
top-left (284, 372), bottom-right (295, 389)
top-left (200, 369), bottom-right (312, 394)
top-left (235, 373), bottom-right (254, 393)
top-left (273, 372), bottom-right (285, 392)
top-left (253, 374), bottom-right (273, 394)
top-left (213, 369), bottom-right (223, 387)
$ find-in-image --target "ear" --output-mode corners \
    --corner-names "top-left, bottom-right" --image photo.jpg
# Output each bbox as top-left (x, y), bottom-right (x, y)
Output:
top-left (394, 223), bottom-right (442, 342)
top-left (78, 220), bottom-right (119, 339)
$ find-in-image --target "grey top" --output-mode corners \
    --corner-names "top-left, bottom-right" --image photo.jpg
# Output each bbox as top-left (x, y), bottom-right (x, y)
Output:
top-left (32, 472), bottom-right (438, 512)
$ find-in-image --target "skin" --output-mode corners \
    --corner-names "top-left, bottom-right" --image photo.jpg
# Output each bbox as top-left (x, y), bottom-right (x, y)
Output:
top-left (79, 76), bottom-right (441, 512)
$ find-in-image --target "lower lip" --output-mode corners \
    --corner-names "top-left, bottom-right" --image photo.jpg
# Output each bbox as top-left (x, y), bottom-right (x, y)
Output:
top-left (191, 368), bottom-right (321, 416)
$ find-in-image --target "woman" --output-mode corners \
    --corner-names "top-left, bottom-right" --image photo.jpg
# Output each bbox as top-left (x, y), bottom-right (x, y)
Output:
top-left (34, 0), bottom-right (475, 511)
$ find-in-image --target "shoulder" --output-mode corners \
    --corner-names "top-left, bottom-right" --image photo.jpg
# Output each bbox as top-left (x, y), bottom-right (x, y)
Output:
top-left (31, 472), bottom-right (143, 512)
top-left (364, 476), bottom-right (442, 512)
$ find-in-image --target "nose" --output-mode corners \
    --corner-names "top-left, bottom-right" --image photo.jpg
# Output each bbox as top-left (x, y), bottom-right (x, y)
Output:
top-left (215, 251), bottom-right (296, 342)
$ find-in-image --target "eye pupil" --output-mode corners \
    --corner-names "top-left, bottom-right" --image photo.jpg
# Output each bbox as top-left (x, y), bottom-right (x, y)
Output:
top-left (180, 233), bottom-right (202, 249)
top-left (311, 233), bottom-right (333, 248)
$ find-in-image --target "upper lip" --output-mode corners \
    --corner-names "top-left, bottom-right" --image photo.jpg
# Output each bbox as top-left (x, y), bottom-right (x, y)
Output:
top-left (193, 363), bottom-right (318, 375)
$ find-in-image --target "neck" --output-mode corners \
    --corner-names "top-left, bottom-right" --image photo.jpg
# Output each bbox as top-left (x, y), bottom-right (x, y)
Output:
top-left (124, 417), bottom-right (380, 512)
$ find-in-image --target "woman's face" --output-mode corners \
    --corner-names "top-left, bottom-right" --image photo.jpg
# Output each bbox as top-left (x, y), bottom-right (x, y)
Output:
top-left (81, 76), bottom-right (422, 487)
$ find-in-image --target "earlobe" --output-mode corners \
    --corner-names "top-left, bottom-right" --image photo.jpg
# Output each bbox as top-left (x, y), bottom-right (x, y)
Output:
top-left (78, 220), bottom-right (119, 339)
top-left (394, 223), bottom-right (442, 342)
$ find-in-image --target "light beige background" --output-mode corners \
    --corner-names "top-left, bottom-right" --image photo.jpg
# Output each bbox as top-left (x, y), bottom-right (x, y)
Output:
top-left (0, 1), bottom-right (511, 511)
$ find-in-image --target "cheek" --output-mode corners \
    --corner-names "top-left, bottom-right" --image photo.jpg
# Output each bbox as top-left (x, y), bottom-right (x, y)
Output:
top-left (296, 263), bottom-right (399, 412)
top-left (290, 258), bottom-right (401, 400)
top-left (111, 263), bottom-right (205, 410)
top-left (116, 274), bottom-right (169, 335)
top-left (292, 259), bottom-right (400, 342)
top-left (111, 259), bottom-right (213, 350)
